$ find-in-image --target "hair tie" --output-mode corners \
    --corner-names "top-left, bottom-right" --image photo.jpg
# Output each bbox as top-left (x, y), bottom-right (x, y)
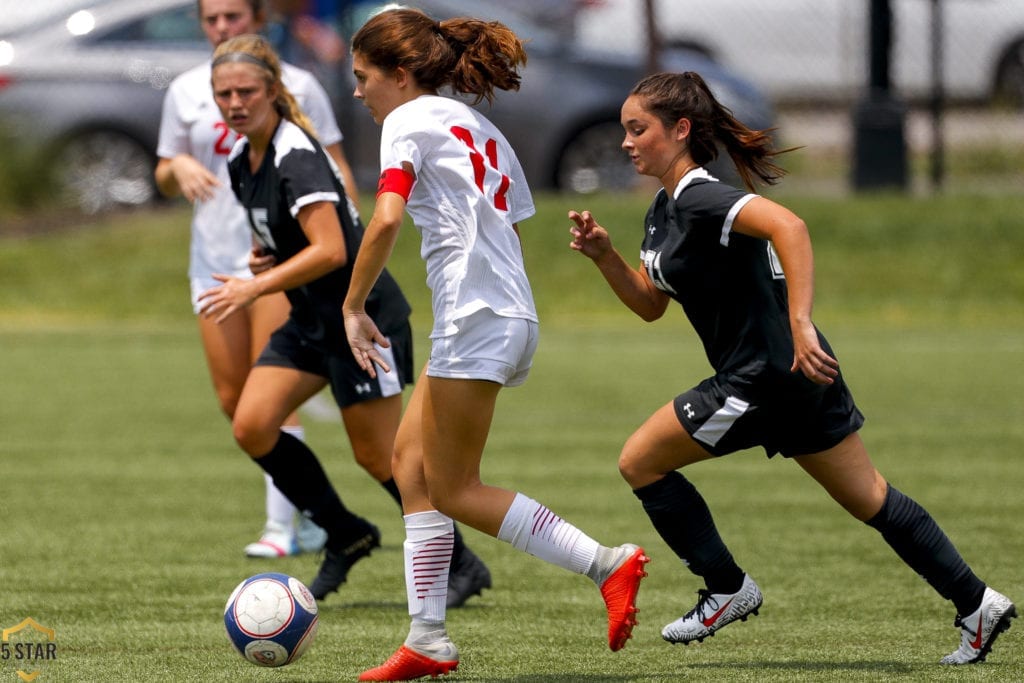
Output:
top-left (212, 51), bottom-right (273, 72)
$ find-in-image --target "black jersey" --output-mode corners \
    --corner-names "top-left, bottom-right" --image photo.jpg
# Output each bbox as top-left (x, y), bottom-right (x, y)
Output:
top-left (641, 171), bottom-right (832, 386)
top-left (228, 120), bottom-right (411, 350)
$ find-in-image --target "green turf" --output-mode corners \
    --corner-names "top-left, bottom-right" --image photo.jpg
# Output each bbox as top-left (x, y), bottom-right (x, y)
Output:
top-left (1, 193), bottom-right (1022, 681)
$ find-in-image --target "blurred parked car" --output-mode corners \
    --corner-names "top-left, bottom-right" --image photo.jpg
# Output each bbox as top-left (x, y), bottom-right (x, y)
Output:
top-left (578, 0), bottom-right (1024, 107)
top-left (0, 0), bottom-right (774, 214)
top-left (0, 0), bottom-right (207, 213)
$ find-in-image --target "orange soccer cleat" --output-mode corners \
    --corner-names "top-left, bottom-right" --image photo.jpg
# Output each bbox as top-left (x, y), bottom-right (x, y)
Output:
top-left (358, 644), bottom-right (459, 681)
top-left (600, 544), bottom-right (650, 651)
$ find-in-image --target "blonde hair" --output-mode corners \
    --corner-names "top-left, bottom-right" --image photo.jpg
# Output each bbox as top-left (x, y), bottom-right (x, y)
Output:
top-left (352, 8), bottom-right (527, 105)
top-left (211, 34), bottom-right (318, 138)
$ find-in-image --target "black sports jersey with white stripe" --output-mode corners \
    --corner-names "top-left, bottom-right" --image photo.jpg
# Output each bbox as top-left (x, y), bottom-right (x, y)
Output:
top-left (641, 171), bottom-right (834, 389)
top-left (228, 120), bottom-right (410, 350)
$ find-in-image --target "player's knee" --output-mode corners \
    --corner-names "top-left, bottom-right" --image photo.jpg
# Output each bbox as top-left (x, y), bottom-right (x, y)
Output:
top-left (232, 417), bottom-right (275, 457)
top-left (618, 441), bottom-right (649, 488)
top-left (351, 443), bottom-right (393, 481)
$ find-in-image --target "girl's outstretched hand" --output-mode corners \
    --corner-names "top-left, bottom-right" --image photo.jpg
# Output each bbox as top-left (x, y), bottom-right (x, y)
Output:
top-left (344, 310), bottom-right (390, 378)
top-left (568, 210), bottom-right (612, 261)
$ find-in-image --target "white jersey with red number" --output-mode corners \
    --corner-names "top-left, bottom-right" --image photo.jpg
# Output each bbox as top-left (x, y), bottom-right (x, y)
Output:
top-left (157, 61), bottom-right (342, 282)
top-left (379, 94), bottom-right (537, 338)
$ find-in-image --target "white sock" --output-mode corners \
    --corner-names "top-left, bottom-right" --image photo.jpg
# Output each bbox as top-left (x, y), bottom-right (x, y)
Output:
top-left (404, 510), bottom-right (453, 625)
top-left (496, 493), bottom-right (599, 575)
top-left (264, 426), bottom-right (304, 529)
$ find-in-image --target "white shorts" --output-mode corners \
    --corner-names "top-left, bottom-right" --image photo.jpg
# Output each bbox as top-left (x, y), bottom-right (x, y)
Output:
top-left (427, 308), bottom-right (539, 387)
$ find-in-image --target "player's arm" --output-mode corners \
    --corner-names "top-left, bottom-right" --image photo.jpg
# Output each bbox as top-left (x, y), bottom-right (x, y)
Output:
top-left (155, 155), bottom-right (220, 202)
top-left (568, 209), bottom-right (670, 322)
top-left (342, 164), bottom-right (412, 375)
top-left (252, 202), bottom-right (347, 294)
top-left (732, 196), bottom-right (838, 384)
top-left (199, 202), bottom-right (345, 323)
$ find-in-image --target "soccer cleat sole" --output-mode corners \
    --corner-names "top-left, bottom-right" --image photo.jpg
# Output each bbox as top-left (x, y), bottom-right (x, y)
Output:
top-left (600, 546), bottom-right (650, 652)
top-left (358, 645), bottom-right (458, 681)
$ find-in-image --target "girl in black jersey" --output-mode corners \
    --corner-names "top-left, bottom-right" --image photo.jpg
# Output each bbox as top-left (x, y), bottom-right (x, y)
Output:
top-left (569, 72), bottom-right (1015, 664)
top-left (197, 33), bottom-right (417, 602)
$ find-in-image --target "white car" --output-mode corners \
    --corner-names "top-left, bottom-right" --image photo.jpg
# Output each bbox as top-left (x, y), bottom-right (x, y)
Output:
top-left (578, 0), bottom-right (1024, 105)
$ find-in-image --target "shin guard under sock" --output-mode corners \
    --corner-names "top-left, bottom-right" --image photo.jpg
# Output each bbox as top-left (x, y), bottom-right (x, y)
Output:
top-left (254, 431), bottom-right (367, 552)
top-left (634, 471), bottom-right (744, 594)
top-left (380, 476), bottom-right (467, 565)
top-left (867, 484), bottom-right (986, 615)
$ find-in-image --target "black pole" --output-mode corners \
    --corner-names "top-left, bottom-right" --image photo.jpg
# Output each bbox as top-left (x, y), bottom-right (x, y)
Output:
top-left (643, 0), bottom-right (661, 74)
top-left (851, 0), bottom-right (909, 191)
top-left (930, 0), bottom-right (945, 190)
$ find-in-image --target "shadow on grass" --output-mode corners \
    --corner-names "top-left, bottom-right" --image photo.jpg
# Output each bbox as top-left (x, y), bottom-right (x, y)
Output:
top-left (466, 660), bottom-right (916, 681)
top-left (684, 660), bottom-right (914, 673)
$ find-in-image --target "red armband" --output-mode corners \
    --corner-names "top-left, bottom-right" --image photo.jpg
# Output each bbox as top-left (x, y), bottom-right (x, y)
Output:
top-left (376, 168), bottom-right (415, 200)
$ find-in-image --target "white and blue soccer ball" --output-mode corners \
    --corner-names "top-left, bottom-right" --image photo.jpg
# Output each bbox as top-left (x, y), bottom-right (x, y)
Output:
top-left (224, 572), bottom-right (319, 667)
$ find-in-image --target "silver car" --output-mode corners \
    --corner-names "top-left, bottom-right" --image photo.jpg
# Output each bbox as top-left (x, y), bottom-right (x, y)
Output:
top-left (0, 0), bottom-right (774, 213)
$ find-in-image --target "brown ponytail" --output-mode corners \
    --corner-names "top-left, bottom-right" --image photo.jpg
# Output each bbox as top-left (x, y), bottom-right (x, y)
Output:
top-left (631, 72), bottom-right (793, 191)
top-left (211, 34), bottom-right (319, 139)
top-left (352, 8), bottom-right (527, 105)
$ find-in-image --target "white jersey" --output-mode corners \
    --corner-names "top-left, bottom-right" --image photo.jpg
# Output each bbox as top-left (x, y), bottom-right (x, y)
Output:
top-left (157, 61), bottom-right (342, 285)
top-left (380, 95), bottom-right (537, 338)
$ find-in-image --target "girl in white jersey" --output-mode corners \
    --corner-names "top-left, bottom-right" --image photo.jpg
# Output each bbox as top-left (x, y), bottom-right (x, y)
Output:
top-left (342, 9), bottom-right (648, 681)
top-left (568, 71), bottom-right (1015, 665)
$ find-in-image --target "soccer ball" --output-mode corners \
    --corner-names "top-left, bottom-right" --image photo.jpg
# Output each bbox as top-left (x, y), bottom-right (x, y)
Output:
top-left (224, 572), bottom-right (319, 667)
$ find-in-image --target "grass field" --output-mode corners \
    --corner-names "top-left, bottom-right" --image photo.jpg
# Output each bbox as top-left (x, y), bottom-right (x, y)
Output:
top-left (1, 192), bottom-right (1022, 681)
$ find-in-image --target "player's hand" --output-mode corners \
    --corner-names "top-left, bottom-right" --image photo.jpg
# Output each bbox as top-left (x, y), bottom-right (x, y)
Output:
top-left (197, 274), bottom-right (258, 324)
top-left (172, 155), bottom-right (221, 202)
top-left (568, 210), bottom-right (612, 261)
top-left (343, 310), bottom-right (390, 378)
top-left (790, 319), bottom-right (839, 385)
top-left (249, 247), bottom-right (277, 275)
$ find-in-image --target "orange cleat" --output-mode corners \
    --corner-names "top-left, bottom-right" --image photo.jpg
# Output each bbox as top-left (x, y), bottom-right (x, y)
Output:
top-left (358, 644), bottom-right (459, 681)
top-left (599, 544), bottom-right (650, 651)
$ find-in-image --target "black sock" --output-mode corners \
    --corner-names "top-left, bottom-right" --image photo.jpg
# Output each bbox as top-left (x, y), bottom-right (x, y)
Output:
top-left (866, 484), bottom-right (986, 615)
top-left (634, 471), bottom-right (745, 594)
top-left (254, 431), bottom-right (370, 553)
top-left (380, 477), bottom-right (467, 565)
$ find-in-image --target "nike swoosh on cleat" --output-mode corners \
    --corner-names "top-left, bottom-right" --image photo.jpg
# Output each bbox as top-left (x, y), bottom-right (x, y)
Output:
top-left (970, 613), bottom-right (985, 650)
top-left (702, 598), bottom-right (735, 628)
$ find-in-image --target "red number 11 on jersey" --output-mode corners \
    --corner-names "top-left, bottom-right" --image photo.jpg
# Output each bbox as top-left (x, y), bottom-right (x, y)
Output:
top-left (450, 126), bottom-right (510, 211)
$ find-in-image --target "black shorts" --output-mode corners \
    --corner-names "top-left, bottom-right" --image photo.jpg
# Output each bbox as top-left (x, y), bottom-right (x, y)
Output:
top-left (256, 319), bottom-right (414, 409)
top-left (673, 371), bottom-right (865, 458)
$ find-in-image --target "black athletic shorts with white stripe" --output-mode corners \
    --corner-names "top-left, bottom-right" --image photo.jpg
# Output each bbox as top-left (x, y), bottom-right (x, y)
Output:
top-left (673, 370), bottom-right (865, 458)
top-left (256, 319), bottom-right (414, 409)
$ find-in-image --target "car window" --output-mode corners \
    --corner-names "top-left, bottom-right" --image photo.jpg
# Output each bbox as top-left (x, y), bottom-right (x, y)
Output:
top-left (91, 5), bottom-right (203, 44)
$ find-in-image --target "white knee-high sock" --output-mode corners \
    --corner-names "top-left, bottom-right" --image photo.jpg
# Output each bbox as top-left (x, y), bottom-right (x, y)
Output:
top-left (497, 493), bottom-right (599, 575)
top-left (404, 511), bottom-right (453, 625)
top-left (264, 426), bottom-right (304, 528)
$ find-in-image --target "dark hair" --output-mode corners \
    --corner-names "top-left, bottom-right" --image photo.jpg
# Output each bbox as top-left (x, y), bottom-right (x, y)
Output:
top-left (212, 34), bottom-right (318, 138)
top-left (631, 72), bottom-right (792, 191)
top-left (351, 8), bottom-right (527, 105)
top-left (196, 0), bottom-right (265, 20)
